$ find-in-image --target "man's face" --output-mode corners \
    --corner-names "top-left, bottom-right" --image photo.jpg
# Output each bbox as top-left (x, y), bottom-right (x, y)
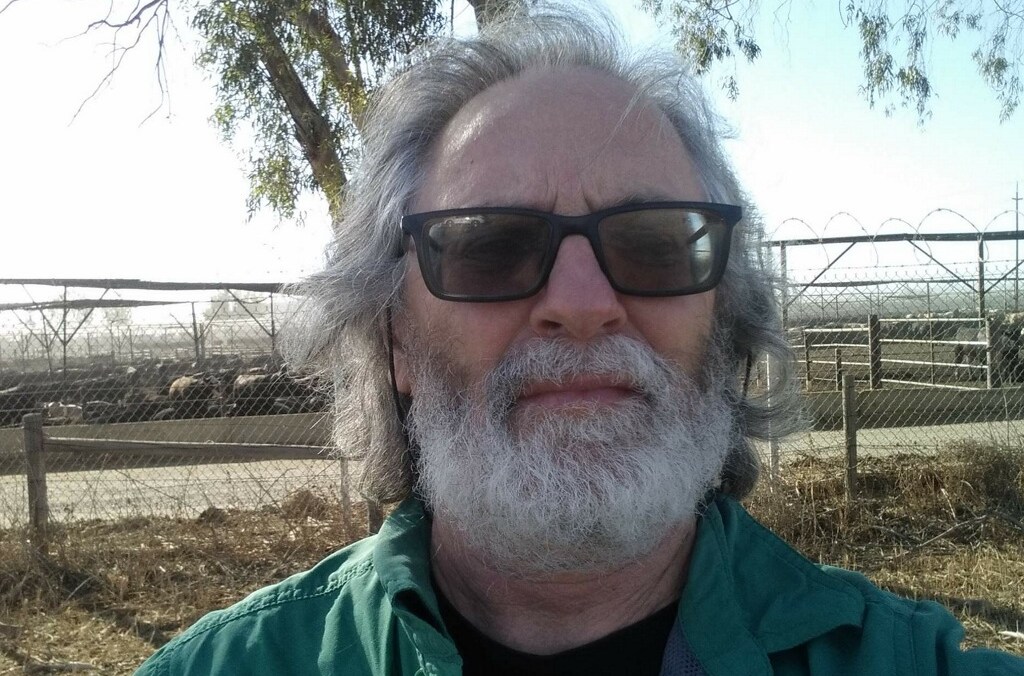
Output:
top-left (394, 67), bottom-right (716, 402)
top-left (392, 68), bottom-right (732, 572)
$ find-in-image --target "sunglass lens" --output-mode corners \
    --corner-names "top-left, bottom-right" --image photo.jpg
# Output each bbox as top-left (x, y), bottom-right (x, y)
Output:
top-left (598, 209), bottom-right (719, 293)
top-left (423, 214), bottom-right (550, 298)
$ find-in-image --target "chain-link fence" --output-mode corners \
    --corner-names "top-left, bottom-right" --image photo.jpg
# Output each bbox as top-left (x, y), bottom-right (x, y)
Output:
top-left (4, 215), bottom-right (1024, 531)
top-left (0, 280), bottom-right (351, 530)
top-left (763, 211), bottom-right (1024, 473)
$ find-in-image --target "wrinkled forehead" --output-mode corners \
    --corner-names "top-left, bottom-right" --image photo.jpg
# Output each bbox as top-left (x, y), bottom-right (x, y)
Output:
top-left (411, 66), bottom-right (701, 213)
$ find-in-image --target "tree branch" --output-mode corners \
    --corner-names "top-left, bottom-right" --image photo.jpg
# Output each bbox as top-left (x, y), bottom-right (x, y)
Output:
top-left (82, 0), bottom-right (164, 34)
top-left (289, 5), bottom-right (366, 122)
top-left (249, 13), bottom-right (346, 216)
top-left (62, 0), bottom-right (172, 123)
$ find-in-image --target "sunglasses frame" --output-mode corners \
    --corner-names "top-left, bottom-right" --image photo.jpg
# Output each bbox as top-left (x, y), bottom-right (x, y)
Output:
top-left (401, 201), bottom-right (742, 302)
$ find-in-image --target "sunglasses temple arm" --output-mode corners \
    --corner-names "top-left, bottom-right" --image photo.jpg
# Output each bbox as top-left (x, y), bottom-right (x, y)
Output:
top-left (386, 307), bottom-right (412, 441)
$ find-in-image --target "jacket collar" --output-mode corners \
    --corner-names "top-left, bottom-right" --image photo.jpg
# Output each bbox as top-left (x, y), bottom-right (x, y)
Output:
top-left (371, 496), bottom-right (867, 674)
top-left (679, 496), bottom-right (865, 674)
top-left (372, 499), bottom-right (460, 663)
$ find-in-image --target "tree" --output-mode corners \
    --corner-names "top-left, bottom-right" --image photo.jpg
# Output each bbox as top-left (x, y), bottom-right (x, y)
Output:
top-left (192, 0), bottom-right (449, 221)
top-left (642, 0), bottom-right (1023, 122)
top-left (5, 0), bottom-right (1016, 220)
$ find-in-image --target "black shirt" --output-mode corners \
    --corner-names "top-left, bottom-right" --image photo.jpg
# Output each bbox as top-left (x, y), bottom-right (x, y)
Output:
top-left (437, 588), bottom-right (679, 676)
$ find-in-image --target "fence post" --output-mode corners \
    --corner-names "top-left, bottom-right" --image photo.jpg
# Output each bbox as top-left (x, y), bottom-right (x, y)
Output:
top-left (842, 374), bottom-right (858, 499)
top-left (766, 354), bottom-right (780, 482)
top-left (779, 243), bottom-right (789, 329)
top-left (191, 302), bottom-right (202, 367)
top-left (366, 501), bottom-right (384, 535)
top-left (803, 331), bottom-right (813, 389)
top-left (867, 314), bottom-right (882, 389)
top-left (986, 315), bottom-right (1005, 389)
top-left (834, 347), bottom-right (843, 391)
top-left (928, 315), bottom-right (936, 385)
top-left (978, 238), bottom-right (986, 319)
top-left (23, 413), bottom-right (48, 551)
top-left (338, 457), bottom-right (352, 535)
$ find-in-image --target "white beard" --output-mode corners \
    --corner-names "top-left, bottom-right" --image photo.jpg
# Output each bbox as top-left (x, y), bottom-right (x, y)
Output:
top-left (406, 334), bottom-right (734, 574)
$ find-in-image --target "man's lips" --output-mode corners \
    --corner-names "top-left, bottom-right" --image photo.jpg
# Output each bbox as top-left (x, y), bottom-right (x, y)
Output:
top-left (516, 376), bottom-right (638, 408)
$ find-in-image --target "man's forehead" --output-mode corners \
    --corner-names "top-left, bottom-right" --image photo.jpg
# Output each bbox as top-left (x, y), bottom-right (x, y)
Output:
top-left (412, 66), bottom-right (699, 212)
top-left (442, 67), bottom-right (672, 156)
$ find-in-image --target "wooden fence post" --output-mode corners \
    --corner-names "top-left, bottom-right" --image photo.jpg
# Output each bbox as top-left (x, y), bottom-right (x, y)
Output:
top-left (867, 314), bottom-right (882, 389)
top-left (842, 374), bottom-right (858, 500)
top-left (23, 413), bottom-right (48, 550)
top-left (366, 501), bottom-right (384, 535)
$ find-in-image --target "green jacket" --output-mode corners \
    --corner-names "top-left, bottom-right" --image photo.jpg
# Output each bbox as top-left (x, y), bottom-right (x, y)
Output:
top-left (135, 496), bottom-right (1024, 675)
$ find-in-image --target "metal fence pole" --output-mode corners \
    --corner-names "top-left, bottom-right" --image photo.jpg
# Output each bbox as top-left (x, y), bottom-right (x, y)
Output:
top-left (842, 374), bottom-right (858, 499)
top-left (834, 347), bottom-right (843, 391)
top-left (978, 238), bottom-right (986, 319)
top-left (803, 332), bottom-right (813, 389)
top-left (191, 303), bottom-right (202, 367)
top-left (986, 315), bottom-right (1005, 389)
top-left (778, 243), bottom-right (789, 329)
top-left (766, 354), bottom-right (780, 482)
top-left (868, 314), bottom-right (882, 389)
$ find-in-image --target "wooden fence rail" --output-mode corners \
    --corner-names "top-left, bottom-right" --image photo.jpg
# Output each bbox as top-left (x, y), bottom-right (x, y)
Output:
top-left (20, 413), bottom-right (346, 549)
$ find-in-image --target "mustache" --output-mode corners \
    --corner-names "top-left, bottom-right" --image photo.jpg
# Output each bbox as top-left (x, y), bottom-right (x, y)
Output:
top-left (481, 336), bottom-right (682, 417)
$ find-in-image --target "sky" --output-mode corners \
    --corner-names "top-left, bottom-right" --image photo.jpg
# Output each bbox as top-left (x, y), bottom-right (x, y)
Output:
top-left (0, 0), bottom-right (1022, 309)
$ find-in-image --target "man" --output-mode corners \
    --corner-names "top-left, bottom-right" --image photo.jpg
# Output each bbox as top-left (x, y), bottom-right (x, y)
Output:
top-left (136, 9), bottom-right (1024, 676)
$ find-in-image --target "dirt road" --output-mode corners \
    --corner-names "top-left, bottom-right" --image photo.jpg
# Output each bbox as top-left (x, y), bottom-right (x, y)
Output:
top-left (4, 417), bottom-right (1022, 529)
top-left (0, 458), bottom-right (359, 528)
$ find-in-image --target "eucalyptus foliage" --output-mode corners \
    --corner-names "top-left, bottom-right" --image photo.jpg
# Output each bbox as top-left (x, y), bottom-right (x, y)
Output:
top-left (642, 0), bottom-right (1023, 122)
top-left (192, 0), bottom-right (446, 221)
top-left (14, 0), bottom-right (1018, 222)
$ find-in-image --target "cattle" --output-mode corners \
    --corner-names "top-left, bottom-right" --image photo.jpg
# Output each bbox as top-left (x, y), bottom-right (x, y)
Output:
top-left (0, 359), bottom-right (327, 427)
top-left (168, 374), bottom-right (223, 418)
top-left (0, 381), bottom-right (67, 427)
top-left (0, 386), bottom-right (34, 426)
top-left (83, 400), bottom-right (122, 424)
top-left (951, 321), bottom-right (1024, 383)
top-left (230, 370), bottom-right (324, 416)
top-left (42, 402), bottom-right (84, 424)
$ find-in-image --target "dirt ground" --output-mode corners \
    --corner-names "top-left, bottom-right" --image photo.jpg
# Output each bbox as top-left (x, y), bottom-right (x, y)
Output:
top-left (2, 449), bottom-right (1023, 674)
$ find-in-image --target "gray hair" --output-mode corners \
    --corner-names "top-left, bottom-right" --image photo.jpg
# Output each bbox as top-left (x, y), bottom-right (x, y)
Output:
top-left (288, 8), bottom-right (800, 503)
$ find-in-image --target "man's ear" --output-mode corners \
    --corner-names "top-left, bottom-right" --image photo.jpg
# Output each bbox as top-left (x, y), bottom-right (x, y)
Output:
top-left (389, 310), bottom-right (413, 396)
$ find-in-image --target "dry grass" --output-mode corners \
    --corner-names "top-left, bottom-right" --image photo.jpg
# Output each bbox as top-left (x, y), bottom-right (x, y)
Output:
top-left (0, 491), bottom-right (368, 675)
top-left (747, 442), bottom-right (1024, 655)
top-left (1, 448), bottom-right (1022, 674)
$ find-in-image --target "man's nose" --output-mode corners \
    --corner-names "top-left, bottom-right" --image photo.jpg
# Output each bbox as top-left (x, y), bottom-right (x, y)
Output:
top-left (528, 235), bottom-right (627, 340)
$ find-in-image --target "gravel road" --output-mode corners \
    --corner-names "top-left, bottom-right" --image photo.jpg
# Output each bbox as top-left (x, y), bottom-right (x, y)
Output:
top-left (0, 458), bottom-right (360, 528)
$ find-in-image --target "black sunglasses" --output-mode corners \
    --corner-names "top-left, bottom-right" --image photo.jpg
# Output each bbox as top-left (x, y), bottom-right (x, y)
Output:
top-left (401, 201), bottom-right (741, 302)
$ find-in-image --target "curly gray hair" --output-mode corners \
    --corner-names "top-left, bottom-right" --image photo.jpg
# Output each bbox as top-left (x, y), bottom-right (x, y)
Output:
top-left (288, 7), bottom-right (799, 504)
